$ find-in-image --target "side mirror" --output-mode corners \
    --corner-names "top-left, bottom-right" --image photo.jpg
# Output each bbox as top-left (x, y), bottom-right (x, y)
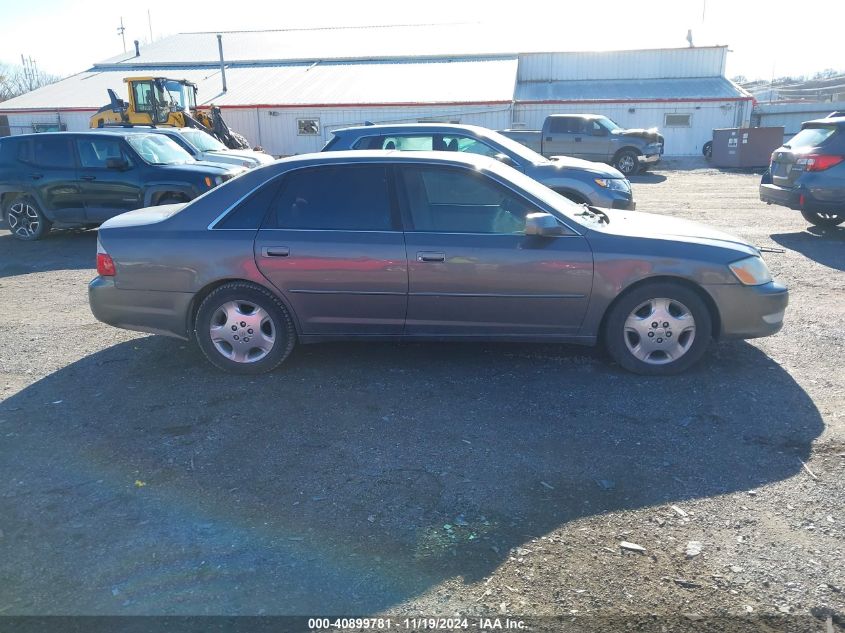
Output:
top-left (592, 126), bottom-right (609, 137)
top-left (106, 157), bottom-right (129, 170)
top-left (494, 153), bottom-right (517, 168)
top-left (524, 212), bottom-right (564, 237)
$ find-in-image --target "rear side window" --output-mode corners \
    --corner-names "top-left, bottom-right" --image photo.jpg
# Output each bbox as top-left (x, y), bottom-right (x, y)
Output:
top-left (18, 136), bottom-right (74, 169)
top-left (216, 179), bottom-right (282, 229)
top-left (788, 125), bottom-right (837, 149)
top-left (548, 117), bottom-right (585, 134)
top-left (266, 165), bottom-right (394, 231)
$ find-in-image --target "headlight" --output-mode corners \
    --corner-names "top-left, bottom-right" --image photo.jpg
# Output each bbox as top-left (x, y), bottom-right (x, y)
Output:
top-left (729, 256), bottom-right (772, 286)
top-left (594, 178), bottom-right (631, 192)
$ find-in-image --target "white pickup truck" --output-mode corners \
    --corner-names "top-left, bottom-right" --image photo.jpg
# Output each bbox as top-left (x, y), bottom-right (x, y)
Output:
top-left (500, 114), bottom-right (664, 176)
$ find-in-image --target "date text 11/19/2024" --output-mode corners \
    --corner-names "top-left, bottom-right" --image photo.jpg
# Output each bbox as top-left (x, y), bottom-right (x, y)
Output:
top-left (308, 617), bottom-right (527, 630)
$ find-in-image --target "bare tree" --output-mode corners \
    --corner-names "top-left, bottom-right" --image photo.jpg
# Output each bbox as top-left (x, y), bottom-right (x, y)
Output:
top-left (0, 63), bottom-right (59, 103)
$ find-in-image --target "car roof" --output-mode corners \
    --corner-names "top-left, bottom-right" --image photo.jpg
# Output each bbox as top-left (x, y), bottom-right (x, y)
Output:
top-left (803, 116), bottom-right (845, 126)
top-left (4, 130), bottom-right (138, 140)
top-left (276, 149), bottom-right (501, 171)
top-left (333, 123), bottom-right (492, 136)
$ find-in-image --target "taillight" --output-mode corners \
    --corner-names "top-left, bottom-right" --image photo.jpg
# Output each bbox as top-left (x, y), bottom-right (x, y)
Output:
top-left (796, 154), bottom-right (844, 171)
top-left (96, 239), bottom-right (115, 276)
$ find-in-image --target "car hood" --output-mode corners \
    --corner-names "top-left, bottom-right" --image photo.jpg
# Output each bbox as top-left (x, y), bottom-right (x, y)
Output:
top-left (612, 128), bottom-right (663, 142)
top-left (154, 161), bottom-right (241, 175)
top-left (205, 149), bottom-right (275, 165)
top-left (100, 203), bottom-right (187, 229)
top-left (586, 209), bottom-right (758, 256)
top-left (541, 155), bottom-right (625, 178)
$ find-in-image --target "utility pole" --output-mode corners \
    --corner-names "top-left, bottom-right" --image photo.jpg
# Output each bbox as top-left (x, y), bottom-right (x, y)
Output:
top-left (117, 17), bottom-right (126, 52)
top-left (148, 10), bottom-right (153, 42)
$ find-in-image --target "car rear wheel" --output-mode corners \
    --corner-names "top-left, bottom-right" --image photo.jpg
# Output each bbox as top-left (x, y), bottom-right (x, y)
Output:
top-left (613, 150), bottom-right (639, 176)
top-left (604, 281), bottom-right (712, 375)
top-left (5, 195), bottom-right (52, 241)
top-left (800, 210), bottom-right (844, 227)
top-left (194, 282), bottom-right (296, 374)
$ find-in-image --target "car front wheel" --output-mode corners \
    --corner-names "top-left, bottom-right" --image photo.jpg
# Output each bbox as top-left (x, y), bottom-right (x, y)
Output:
top-left (613, 150), bottom-right (640, 176)
top-left (604, 281), bottom-right (712, 375)
top-left (194, 282), bottom-right (296, 374)
top-left (800, 210), bottom-right (844, 227)
top-left (5, 195), bottom-right (52, 241)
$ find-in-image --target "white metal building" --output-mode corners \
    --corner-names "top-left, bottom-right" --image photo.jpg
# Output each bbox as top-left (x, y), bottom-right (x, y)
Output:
top-left (0, 24), bottom-right (752, 156)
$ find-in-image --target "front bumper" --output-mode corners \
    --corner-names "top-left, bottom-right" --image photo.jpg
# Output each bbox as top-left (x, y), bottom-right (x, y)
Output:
top-left (89, 276), bottom-right (193, 340)
top-left (704, 281), bottom-right (789, 340)
top-left (639, 153), bottom-right (662, 165)
top-left (591, 188), bottom-right (636, 210)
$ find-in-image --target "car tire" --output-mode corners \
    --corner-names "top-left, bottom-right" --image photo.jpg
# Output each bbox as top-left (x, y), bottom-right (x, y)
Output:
top-left (800, 210), bottom-right (844, 227)
top-left (603, 281), bottom-right (712, 376)
top-left (194, 282), bottom-right (296, 374)
top-left (4, 195), bottom-right (52, 241)
top-left (703, 141), bottom-right (713, 159)
top-left (613, 150), bottom-right (640, 177)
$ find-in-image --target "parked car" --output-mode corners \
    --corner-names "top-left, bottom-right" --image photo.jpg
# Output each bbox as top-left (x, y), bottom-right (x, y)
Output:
top-left (500, 114), bottom-right (664, 176)
top-left (89, 151), bottom-right (787, 376)
top-left (95, 126), bottom-right (275, 169)
top-left (759, 115), bottom-right (845, 227)
top-left (324, 123), bottom-right (635, 210)
top-left (0, 131), bottom-right (245, 240)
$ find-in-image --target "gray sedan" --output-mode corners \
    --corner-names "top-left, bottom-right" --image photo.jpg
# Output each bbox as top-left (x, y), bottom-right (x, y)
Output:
top-left (323, 123), bottom-right (635, 210)
top-left (89, 151), bottom-right (788, 375)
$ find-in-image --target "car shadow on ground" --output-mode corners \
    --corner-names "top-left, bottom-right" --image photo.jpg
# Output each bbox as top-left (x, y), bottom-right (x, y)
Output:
top-left (0, 229), bottom-right (97, 279)
top-left (0, 335), bottom-right (823, 615)
top-left (771, 224), bottom-right (845, 272)
top-left (628, 171), bottom-right (667, 184)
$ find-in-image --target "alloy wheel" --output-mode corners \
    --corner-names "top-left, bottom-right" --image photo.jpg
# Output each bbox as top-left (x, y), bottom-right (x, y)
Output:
top-left (7, 201), bottom-right (40, 239)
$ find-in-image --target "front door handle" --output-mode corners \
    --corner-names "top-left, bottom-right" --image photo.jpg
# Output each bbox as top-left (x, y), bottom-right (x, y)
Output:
top-left (29, 173), bottom-right (43, 180)
top-left (417, 251), bottom-right (445, 263)
top-left (574, 137), bottom-right (582, 142)
top-left (261, 246), bottom-right (290, 258)
top-left (80, 175), bottom-right (96, 181)
top-left (545, 136), bottom-right (553, 142)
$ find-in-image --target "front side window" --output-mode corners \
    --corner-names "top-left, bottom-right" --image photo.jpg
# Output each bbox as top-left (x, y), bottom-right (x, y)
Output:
top-left (268, 165), bottom-right (393, 231)
top-left (76, 138), bottom-right (129, 169)
top-left (400, 166), bottom-right (534, 234)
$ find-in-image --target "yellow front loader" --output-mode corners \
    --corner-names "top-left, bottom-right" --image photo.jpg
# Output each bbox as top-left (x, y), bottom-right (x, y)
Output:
top-left (90, 77), bottom-right (250, 149)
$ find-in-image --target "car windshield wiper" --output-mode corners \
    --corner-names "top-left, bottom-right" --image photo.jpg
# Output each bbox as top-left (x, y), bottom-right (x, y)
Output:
top-left (575, 203), bottom-right (610, 224)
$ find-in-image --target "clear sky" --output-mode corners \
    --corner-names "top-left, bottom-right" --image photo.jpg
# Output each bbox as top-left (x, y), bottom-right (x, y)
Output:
top-left (2, 0), bottom-right (842, 81)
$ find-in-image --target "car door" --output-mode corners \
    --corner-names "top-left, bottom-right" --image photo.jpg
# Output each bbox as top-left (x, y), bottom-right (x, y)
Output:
top-left (253, 163), bottom-right (408, 335)
top-left (397, 164), bottom-right (593, 336)
top-left (18, 135), bottom-right (84, 223)
top-left (580, 119), bottom-right (612, 161)
top-left (75, 137), bottom-right (143, 222)
top-left (544, 116), bottom-right (587, 159)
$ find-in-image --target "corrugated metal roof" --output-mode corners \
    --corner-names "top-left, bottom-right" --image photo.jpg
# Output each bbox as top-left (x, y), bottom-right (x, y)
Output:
top-left (94, 25), bottom-right (728, 68)
top-left (0, 58), bottom-right (518, 111)
top-left (515, 77), bottom-right (748, 102)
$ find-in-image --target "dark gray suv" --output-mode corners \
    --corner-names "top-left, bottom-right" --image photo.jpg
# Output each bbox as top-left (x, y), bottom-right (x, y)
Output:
top-left (323, 123), bottom-right (636, 210)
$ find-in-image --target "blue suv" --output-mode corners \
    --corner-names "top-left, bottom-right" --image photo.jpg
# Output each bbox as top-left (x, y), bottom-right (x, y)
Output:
top-left (760, 115), bottom-right (845, 227)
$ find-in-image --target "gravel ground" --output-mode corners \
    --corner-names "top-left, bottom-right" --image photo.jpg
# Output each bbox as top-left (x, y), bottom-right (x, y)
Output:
top-left (0, 161), bottom-right (843, 629)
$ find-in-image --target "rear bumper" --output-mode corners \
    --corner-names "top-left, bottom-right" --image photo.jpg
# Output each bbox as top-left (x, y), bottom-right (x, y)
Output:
top-left (704, 281), bottom-right (789, 340)
top-left (88, 277), bottom-right (192, 340)
top-left (760, 182), bottom-right (845, 213)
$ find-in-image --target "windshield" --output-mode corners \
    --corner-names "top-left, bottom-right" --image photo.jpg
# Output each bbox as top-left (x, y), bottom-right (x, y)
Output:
top-left (596, 116), bottom-right (623, 132)
top-left (125, 134), bottom-right (195, 165)
top-left (787, 125), bottom-right (837, 149)
top-left (181, 129), bottom-right (227, 152)
top-left (482, 129), bottom-right (553, 165)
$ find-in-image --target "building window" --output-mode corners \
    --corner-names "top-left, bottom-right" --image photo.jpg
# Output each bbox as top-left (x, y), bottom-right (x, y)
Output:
top-left (664, 113), bottom-right (692, 127)
top-left (297, 119), bottom-right (320, 135)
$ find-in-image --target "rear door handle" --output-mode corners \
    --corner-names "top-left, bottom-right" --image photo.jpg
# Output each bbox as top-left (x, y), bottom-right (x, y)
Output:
top-left (545, 136), bottom-right (553, 142)
top-left (417, 251), bottom-right (445, 263)
top-left (80, 175), bottom-right (96, 181)
top-left (261, 246), bottom-right (290, 258)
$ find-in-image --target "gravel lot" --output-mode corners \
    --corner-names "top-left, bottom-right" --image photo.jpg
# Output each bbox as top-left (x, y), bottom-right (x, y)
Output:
top-left (0, 161), bottom-right (843, 628)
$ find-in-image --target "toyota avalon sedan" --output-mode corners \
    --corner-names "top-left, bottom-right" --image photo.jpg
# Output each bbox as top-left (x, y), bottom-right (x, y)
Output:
top-left (89, 151), bottom-right (788, 375)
